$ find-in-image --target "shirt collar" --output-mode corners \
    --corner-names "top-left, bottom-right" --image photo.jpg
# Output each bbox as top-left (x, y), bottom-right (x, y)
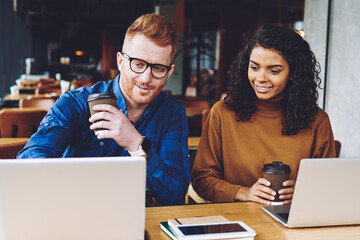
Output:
top-left (111, 74), bottom-right (127, 114)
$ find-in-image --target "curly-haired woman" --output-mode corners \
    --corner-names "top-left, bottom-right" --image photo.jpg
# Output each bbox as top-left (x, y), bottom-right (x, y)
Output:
top-left (191, 24), bottom-right (336, 205)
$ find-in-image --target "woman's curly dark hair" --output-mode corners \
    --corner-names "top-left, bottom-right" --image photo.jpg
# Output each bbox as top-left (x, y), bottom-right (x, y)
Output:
top-left (224, 24), bottom-right (321, 135)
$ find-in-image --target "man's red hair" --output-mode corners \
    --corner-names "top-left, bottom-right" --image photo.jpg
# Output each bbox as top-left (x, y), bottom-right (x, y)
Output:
top-left (125, 13), bottom-right (178, 62)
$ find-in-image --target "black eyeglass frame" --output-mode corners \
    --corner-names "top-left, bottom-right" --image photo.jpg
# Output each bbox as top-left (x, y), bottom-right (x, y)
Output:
top-left (122, 53), bottom-right (172, 79)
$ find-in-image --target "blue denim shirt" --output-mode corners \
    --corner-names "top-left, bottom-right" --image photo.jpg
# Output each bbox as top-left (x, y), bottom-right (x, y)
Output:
top-left (17, 75), bottom-right (191, 205)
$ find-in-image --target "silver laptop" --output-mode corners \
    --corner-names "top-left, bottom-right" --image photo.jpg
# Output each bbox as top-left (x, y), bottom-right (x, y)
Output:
top-left (262, 158), bottom-right (360, 228)
top-left (0, 157), bottom-right (146, 240)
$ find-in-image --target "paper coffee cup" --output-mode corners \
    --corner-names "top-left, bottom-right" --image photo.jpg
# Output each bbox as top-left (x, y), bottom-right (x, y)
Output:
top-left (263, 161), bottom-right (291, 204)
top-left (87, 93), bottom-right (117, 135)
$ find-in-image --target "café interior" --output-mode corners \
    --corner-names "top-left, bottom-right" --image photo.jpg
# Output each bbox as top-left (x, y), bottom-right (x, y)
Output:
top-left (0, 0), bottom-right (304, 141)
top-left (1, 0), bottom-right (360, 239)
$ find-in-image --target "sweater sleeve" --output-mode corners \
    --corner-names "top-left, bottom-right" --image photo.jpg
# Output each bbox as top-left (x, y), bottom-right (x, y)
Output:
top-left (191, 105), bottom-right (241, 202)
top-left (311, 110), bottom-right (337, 158)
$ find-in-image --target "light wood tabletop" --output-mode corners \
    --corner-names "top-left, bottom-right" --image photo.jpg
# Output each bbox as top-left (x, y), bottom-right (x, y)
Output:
top-left (145, 202), bottom-right (360, 240)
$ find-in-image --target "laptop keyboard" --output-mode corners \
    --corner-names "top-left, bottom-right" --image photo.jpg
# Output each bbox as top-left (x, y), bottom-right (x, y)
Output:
top-left (277, 213), bottom-right (289, 222)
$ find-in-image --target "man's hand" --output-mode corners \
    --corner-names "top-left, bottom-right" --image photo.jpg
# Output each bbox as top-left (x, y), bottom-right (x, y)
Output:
top-left (235, 178), bottom-right (276, 205)
top-left (89, 104), bottom-right (143, 151)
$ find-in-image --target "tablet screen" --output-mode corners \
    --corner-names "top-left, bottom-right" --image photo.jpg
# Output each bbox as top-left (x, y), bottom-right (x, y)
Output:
top-left (178, 223), bottom-right (247, 236)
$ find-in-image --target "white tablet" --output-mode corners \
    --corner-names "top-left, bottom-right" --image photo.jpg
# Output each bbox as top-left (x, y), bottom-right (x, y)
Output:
top-left (169, 221), bottom-right (256, 240)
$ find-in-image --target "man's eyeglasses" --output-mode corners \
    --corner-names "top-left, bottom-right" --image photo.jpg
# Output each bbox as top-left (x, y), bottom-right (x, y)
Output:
top-left (122, 53), bottom-right (172, 79)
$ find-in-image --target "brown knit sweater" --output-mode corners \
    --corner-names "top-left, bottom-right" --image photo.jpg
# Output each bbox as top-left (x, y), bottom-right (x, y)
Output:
top-left (191, 99), bottom-right (336, 202)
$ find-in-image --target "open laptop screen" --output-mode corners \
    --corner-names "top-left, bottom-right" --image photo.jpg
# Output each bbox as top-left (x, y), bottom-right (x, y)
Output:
top-left (262, 158), bottom-right (360, 228)
top-left (0, 157), bottom-right (146, 240)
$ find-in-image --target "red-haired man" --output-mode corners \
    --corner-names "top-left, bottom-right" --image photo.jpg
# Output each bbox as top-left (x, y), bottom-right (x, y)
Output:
top-left (18, 13), bottom-right (190, 206)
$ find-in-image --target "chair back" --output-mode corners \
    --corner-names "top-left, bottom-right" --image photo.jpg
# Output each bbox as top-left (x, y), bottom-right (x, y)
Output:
top-left (0, 109), bottom-right (47, 138)
top-left (186, 183), bottom-right (210, 204)
top-left (37, 87), bottom-right (61, 95)
top-left (179, 99), bottom-right (211, 109)
top-left (72, 78), bottom-right (94, 89)
top-left (36, 78), bottom-right (61, 95)
top-left (335, 140), bottom-right (341, 158)
top-left (179, 99), bottom-right (211, 137)
top-left (19, 98), bottom-right (56, 110)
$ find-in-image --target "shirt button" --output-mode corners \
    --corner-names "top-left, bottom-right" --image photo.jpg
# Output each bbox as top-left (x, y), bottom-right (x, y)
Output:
top-left (100, 142), bottom-right (104, 146)
top-left (44, 123), bottom-right (48, 126)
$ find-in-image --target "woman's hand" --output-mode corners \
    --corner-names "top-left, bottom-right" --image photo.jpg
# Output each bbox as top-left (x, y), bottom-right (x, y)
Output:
top-left (235, 178), bottom-right (276, 205)
top-left (279, 180), bottom-right (295, 205)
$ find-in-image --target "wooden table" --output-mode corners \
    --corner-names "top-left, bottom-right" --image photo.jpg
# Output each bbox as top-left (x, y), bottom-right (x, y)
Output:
top-left (0, 138), bottom-right (29, 159)
top-left (0, 138), bottom-right (29, 147)
top-left (188, 137), bottom-right (200, 151)
top-left (4, 93), bottom-right (59, 101)
top-left (145, 202), bottom-right (360, 240)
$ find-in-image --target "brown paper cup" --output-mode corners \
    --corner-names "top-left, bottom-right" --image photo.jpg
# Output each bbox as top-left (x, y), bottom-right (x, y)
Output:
top-left (87, 93), bottom-right (117, 135)
top-left (263, 161), bottom-right (291, 204)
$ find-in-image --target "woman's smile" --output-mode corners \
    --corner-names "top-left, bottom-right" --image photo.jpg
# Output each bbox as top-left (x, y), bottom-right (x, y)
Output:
top-left (248, 46), bottom-right (290, 100)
